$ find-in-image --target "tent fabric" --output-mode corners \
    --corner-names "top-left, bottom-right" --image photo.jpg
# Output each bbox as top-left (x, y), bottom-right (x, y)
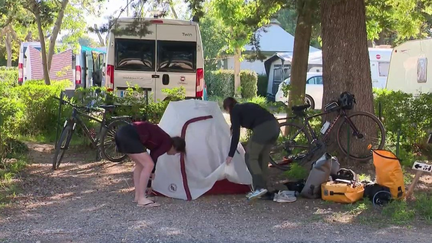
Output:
top-left (244, 22), bottom-right (320, 53)
top-left (80, 45), bottom-right (106, 54)
top-left (152, 100), bottom-right (253, 200)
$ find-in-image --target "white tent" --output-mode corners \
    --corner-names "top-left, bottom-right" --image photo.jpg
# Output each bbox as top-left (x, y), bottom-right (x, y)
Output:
top-left (152, 100), bottom-right (252, 200)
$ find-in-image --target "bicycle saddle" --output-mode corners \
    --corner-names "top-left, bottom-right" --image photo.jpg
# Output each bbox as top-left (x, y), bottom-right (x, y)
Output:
top-left (99, 104), bottom-right (116, 109)
top-left (291, 104), bottom-right (311, 112)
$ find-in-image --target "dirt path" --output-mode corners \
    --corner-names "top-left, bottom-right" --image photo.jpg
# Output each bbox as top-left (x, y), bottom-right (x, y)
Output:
top-left (0, 143), bottom-right (431, 243)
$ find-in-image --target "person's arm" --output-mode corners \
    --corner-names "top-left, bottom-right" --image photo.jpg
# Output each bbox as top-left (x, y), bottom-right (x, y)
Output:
top-left (228, 107), bottom-right (241, 157)
top-left (149, 148), bottom-right (165, 164)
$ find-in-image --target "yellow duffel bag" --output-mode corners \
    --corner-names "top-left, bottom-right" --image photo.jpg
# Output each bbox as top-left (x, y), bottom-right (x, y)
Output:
top-left (372, 149), bottom-right (405, 199)
top-left (321, 180), bottom-right (364, 204)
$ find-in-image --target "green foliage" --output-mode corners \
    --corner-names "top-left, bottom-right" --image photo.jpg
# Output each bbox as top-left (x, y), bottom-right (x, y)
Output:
top-left (373, 89), bottom-right (432, 166)
top-left (240, 71), bottom-right (258, 99)
top-left (200, 3), bottom-right (227, 72)
top-left (0, 68), bottom-right (18, 83)
top-left (257, 74), bottom-right (268, 97)
top-left (206, 69), bottom-right (258, 98)
top-left (207, 70), bottom-right (235, 97)
top-left (365, 0), bottom-right (432, 45)
top-left (284, 163), bottom-right (308, 180)
top-left (211, 0), bottom-right (284, 56)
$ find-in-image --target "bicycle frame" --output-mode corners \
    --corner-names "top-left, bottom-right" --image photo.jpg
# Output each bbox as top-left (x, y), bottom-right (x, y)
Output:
top-left (290, 108), bottom-right (362, 142)
top-left (64, 107), bottom-right (108, 147)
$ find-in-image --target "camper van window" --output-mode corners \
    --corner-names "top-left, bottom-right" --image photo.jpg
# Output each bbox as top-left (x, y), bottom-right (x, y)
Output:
top-left (378, 62), bottom-right (390, 77)
top-left (417, 57), bottom-right (427, 83)
top-left (157, 41), bottom-right (196, 73)
top-left (115, 39), bottom-right (155, 71)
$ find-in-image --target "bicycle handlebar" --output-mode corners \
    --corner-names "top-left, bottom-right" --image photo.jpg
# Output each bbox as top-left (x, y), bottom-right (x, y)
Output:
top-left (53, 96), bottom-right (103, 113)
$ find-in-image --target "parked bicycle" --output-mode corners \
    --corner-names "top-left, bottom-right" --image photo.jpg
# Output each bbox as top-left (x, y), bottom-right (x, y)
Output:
top-left (269, 92), bottom-right (386, 171)
top-left (52, 94), bottom-right (131, 170)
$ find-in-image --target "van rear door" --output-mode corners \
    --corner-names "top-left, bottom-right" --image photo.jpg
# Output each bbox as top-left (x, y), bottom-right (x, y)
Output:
top-left (155, 24), bottom-right (197, 100)
top-left (113, 24), bottom-right (157, 100)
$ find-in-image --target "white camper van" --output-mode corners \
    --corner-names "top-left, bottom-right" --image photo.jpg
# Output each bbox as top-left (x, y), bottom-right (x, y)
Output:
top-left (386, 39), bottom-right (432, 94)
top-left (18, 42), bottom-right (41, 84)
top-left (105, 18), bottom-right (205, 101)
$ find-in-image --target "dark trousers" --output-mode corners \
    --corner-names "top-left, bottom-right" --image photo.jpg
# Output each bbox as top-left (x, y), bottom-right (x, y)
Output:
top-left (245, 119), bottom-right (280, 190)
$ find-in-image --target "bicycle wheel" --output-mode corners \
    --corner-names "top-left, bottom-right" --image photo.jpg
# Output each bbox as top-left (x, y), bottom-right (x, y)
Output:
top-left (100, 119), bottom-right (130, 162)
top-left (337, 111), bottom-right (385, 161)
top-left (269, 122), bottom-right (312, 171)
top-left (52, 124), bottom-right (74, 170)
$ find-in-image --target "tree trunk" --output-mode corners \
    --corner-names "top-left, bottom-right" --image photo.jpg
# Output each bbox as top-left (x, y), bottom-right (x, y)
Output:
top-left (233, 48), bottom-right (241, 97)
top-left (5, 32), bottom-right (12, 67)
top-left (321, 0), bottom-right (375, 163)
top-left (35, 9), bottom-right (51, 85)
top-left (47, 0), bottom-right (69, 71)
top-left (94, 24), bottom-right (105, 46)
top-left (287, 0), bottom-right (314, 112)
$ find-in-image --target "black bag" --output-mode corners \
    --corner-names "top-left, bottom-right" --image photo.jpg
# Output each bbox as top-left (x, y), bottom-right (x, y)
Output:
top-left (284, 179), bottom-right (305, 193)
top-left (338, 92), bottom-right (356, 110)
top-left (332, 168), bottom-right (357, 181)
top-left (363, 182), bottom-right (392, 206)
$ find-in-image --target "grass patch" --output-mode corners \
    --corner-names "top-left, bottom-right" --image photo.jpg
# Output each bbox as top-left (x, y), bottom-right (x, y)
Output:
top-left (413, 193), bottom-right (432, 223)
top-left (19, 131), bottom-right (93, 147)
top-left (0, 154), bottom-right (27, 202)
top-left (382, 200), bottom-right (416, 224)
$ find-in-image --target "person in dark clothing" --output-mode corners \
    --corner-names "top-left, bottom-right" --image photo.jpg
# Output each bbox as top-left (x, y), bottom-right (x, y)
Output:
top-left (223, 97), bottom-right (280, 200)
top-left (115, 121), bottom-right (186, 207)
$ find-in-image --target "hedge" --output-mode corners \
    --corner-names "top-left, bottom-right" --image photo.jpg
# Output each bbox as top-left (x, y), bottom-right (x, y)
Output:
top-left (0, 68), bottom-right (18, 83)
top-left (257, 74), bottom-right (268, 97)
top-left (206, 69), bottom-right (258, 98)
top-left (373, 89), bottom-right (432, 165)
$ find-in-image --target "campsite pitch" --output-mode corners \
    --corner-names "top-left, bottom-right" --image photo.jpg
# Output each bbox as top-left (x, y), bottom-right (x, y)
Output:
top-left (0, 143), bottom-right (431, 243)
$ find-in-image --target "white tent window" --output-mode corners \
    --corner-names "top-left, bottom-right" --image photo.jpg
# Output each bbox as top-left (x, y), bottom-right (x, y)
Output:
top-left (273, 64), bottom-right (290, 81)
top-left (417, 57), bottom-right (427, 83)
top-left (378, 62), bottom-right (390, 77)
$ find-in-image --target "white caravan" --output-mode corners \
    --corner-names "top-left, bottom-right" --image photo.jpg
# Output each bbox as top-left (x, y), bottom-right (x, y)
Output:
top-left (386, 38), bottom-right (432, 94)
top-left (368, 48), bottom-right (392, 89)
top-left (18, 42), bottom-right (41, 84)
top-left (105, 18), bottom-right (205, 101)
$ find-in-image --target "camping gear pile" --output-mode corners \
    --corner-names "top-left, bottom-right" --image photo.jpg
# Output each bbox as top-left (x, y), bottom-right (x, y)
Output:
top-left (284, 150), bottom-right (405, 205)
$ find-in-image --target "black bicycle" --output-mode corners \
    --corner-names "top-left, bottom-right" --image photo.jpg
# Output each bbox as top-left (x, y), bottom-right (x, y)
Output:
top-left (269, 92), bottom-right (386, 171)
top-left (52, 96), bottom-right (131, 170)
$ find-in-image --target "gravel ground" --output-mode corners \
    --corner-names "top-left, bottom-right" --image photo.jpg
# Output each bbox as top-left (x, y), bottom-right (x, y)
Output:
top-left (0, 143), bottom-right (431, 243)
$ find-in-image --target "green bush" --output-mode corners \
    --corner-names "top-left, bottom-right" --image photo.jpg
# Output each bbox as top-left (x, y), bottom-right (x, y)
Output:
top-left (240, 71), bottom-right (258, 99)
top-left (373, 89), bottom-right (432, 165)
top-left (206, 69), bottom-right (258, 98)
top-left (0, 80), bottom-right (71, 138)
top-left (0, 69), bottom-right (18, 84)
top-left (257, 74), bottom-right (268, 97)
top-left (206, 70), bottom-right (235, 97)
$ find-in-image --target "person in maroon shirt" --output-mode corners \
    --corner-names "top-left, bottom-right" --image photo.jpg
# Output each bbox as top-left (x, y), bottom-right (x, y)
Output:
top-left (115, 121), bottom-right (186, 207)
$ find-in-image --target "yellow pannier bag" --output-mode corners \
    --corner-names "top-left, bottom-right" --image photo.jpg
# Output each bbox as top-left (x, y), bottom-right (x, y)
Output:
top-left (372, 149), bottom-right (405, 199)
top-left (321, 180), bottom-right (364, 204)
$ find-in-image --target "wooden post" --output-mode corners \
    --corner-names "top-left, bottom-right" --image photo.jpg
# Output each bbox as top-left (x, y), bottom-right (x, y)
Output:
top-left (405, 171), bottom-right (423, 200)
top-left (405, 161), bottom-right (432, 200)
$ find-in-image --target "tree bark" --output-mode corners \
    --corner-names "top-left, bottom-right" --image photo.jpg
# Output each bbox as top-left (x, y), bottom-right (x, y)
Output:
top-left (288, 0), bottom-right (314, 111)
top-left (47, 0), bottom-right (69, 71)
top-left (321, 0), bottom-right (375, 162)
top-left (5, 32), bottom-right (12, 67)
top-left (94, 24), bottom-right (105, 46)
top-left (35, 8), bottom-right (51, 85)
top-left (233, 48), bottom-right (241, 97)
